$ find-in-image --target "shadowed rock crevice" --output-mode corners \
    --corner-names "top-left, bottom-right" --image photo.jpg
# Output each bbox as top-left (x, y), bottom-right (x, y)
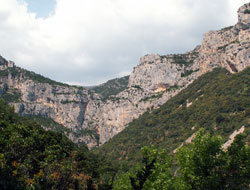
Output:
top-left (0, 3), bottom-right (249, 148)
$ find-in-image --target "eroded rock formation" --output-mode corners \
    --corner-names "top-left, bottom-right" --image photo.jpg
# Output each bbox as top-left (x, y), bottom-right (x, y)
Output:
top-left (0, 3), bottom-right (249, 148)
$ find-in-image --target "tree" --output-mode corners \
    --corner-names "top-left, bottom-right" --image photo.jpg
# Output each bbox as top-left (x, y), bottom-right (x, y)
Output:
top-left (177, 129), bottom-right (250, 190)
top-left (114, 129), bottom-right (250, 190)
top-left (114, 147), bottom-right (177, 190)
top-left (224, 134), bottom-right (250, 190)
top-left (177, 129), bottom-right (225, 190)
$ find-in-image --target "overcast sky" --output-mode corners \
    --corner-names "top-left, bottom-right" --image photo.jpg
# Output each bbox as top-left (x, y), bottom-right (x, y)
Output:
top-left (0, 0), bottom-right (249, 86)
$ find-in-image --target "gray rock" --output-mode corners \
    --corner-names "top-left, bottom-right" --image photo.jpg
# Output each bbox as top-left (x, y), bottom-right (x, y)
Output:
top-left (0, 3), bottom-right (249, 148)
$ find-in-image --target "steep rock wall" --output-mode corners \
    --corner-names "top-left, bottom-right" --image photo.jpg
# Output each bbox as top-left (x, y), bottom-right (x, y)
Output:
top-left (0, 3), bottom-right (249, 148)
top-left (89, 50), bottom-right (201, 145)
top-left (83, 3), bottom-right (250, 145)
top-left (200, 3), bottom-right (250, 74)
top-left (0, 62), bottom-right (100, 146)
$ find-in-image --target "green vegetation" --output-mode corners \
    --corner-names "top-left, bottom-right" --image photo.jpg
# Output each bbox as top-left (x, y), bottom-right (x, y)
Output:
top-left (140, 85), bottom-right (181, 103)
top-left (53, 92), bottom-right (71, 95)
top-left (172, 55), bottom-right (193, 66)
top-left (24, 115), bottom-right (71, 136)
top-left (166, 84), bottom-right (180, 92)
top-left (61, 99), bottom-right (79, 104)
top-left (8, 67), bottom-right (20, 78)
top-left (217, 40), bottom-right (240, 52)
top-left (1, 96), bottom-right (249, 189)
top-left (107, 96), bottom-right (128, 103)
top-left (140, 92), bottom-right (164, 102)
top-left (132, 85), bottom-right (142, 90)
top-left (221, 25), bottom-right (233, 31)
top-left (73, 128), bottom-right (99, 140)
top-left (0, 89), bottom-right (21, 103)
top-left (98, 67), bottom-right (250, 170)
top-left (0, 70), bottom-right (8, 77)
top-left (25, 116), bottom-right (100, 144)
top-left (1, 66), bottom-right (70, 87)
top-left (0, 56), bottom-right (8, 65)
top-left (113, 130), bottom-right (250, 190)
top-left (218, 44), bottom-right (229, 51)
top-left (90, 76), bottom-right (129, 101)
top-left (23, 69), bottom-right (70, 87)
top-left (0, 99), bottom-right (117, 189)
top-left (244, 9), bottom-right (250, 14)
top-left (181, 69), bottom-right (199, 77)
top-left (1, 54), bottom-right (249, 189)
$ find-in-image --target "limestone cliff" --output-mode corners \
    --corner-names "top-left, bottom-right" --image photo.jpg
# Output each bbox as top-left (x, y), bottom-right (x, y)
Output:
top-left (0, 59), bottom-right (100, 147)
top-left (86, 3), bottom-right (250, 145)
top-left (0, 3), bottom-right (249, 148)
top-left (200, 3), bottom-right (250, 73)
top-left (89, 50), bottom-right (201, 145)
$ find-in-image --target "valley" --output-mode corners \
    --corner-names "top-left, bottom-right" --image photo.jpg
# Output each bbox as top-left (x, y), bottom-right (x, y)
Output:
top-left (0, 2), bottom-right (249, 190)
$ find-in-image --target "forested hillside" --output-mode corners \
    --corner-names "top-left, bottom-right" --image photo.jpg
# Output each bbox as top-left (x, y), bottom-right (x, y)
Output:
top-left (0, 68), bottom-right (249, 189)
top-left (0, 3), bottom-right (249, 189)
top-left (98, 67), bottom-right (250, 169)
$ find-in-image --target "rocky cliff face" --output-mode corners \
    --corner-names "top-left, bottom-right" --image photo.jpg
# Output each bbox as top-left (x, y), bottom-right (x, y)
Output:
top-left (87, 3), bottom-right (250, 145)
top-left (0, 3), bottom-right (249, 148)
top-left (89, 50), bottom-right (201, 145)
top-left (0, 60), bottom-right (100, 147)
top-left (200, 3), bottom-right (250, 74)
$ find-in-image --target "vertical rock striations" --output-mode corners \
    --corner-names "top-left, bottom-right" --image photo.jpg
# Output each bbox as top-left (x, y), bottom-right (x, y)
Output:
top-left (0, 59), bottom-right (100, 147)
top-left (83, 3), bottom-right (250, 146)
top-left (90, 50), bottom-right (201, 145)
top-left (200, 3), bottom-right (250, 74)
top-left (0, 3), bottom-right (249, 148)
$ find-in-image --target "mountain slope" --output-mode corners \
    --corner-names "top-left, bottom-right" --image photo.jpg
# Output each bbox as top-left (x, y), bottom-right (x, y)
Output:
top-left (98, 67), bottom-right (250, 168)
top-left (94, 3), bottom-right (250, 145)
top-left (0, 3), bottom-right (249, 148)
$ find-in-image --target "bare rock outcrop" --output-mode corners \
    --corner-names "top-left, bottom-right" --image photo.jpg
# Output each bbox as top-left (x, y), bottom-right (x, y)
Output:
top-left (0, 60), bottom-right (99, 146)
top-left (0, 3), bottom-right (249, 148)
top-left (200, 3), bottom-right (250, 74)
top-left (84, 3), bottom-right (250, 145)
top-left (91, 50), bottom-right (201, 145)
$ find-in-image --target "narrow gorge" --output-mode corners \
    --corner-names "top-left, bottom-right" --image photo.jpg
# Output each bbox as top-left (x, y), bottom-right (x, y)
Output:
top-left (0, 3), bottom-right (249, 148)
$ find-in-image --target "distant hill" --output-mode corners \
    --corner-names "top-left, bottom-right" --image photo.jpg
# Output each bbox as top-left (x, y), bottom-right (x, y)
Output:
top-left (0, 3), bottom-right (249, 149)
top-left (0, 3), bottom-right (250, 189)
top-left (89, 75), bottom-right (129, 101)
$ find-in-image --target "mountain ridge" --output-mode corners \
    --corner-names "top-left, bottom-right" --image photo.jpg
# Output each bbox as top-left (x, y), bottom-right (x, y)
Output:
top-left (0, 3), bottom-right (249, 148)
top-left (97, 67), bottom-right (250, 169)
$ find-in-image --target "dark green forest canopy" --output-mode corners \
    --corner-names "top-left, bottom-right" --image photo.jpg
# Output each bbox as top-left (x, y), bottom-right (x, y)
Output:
top-left (98, 67), bottom-right (250, 169)
top-left (0, 99), bottom-right (115, 189)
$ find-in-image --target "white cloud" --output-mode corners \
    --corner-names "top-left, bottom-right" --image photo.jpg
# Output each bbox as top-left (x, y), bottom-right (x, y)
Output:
top-left (0, 0), bottom-right (249, 85)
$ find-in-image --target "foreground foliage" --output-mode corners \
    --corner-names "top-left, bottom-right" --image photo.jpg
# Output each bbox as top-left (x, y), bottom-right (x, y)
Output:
top-left (1, 66), bottom-right (249, 189)
top-left (0, 99), bottom-right (116, 189)
top-left (114, 130), bottom-right (250, 190)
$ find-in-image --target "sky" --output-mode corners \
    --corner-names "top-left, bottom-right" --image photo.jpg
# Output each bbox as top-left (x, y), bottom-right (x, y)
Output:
top-left (25, 0), bottom-right (56, 18)
top-left (0, 0), bottom-right (249, 86)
